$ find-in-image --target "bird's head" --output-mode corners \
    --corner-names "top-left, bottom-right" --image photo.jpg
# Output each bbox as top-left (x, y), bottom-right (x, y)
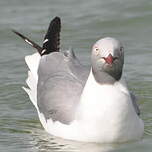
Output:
top-left (91, 37), bottom-right (124, 84)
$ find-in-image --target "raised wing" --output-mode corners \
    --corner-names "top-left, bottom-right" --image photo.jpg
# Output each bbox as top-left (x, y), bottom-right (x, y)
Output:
top-left (41, 17), bottom-right (61, 55)
top-left (37, 51), bottom-right (89, 124)
top-left (12, 16), bottom-right (61, 56)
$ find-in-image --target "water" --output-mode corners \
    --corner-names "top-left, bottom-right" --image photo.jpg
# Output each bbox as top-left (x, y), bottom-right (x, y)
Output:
top-left (0, 0), bottom-right (152, 151)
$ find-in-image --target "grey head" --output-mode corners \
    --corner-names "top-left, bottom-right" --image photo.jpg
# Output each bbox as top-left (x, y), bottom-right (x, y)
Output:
top-left (91, 37), bottom-right (124, 84)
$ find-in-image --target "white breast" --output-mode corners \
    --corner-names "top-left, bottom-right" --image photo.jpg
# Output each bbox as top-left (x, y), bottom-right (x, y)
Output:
top-left (74, 69), bottom-right (144, 143)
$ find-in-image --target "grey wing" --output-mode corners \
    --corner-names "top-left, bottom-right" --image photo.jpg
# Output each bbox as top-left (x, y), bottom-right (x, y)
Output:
top-left (37, 51), bottom-right (89, 124)
top-left (130, 92), bottom-right (140, 115)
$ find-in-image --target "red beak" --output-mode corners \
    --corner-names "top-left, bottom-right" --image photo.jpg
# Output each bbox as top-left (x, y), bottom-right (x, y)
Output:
top-left (103, 54), bottom-right (114, 64)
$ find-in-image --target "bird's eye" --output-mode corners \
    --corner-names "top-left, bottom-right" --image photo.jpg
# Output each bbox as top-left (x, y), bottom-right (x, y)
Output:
top-left (94, 47), bottom-right (99, 55)
top-left (95, 47), bottom-right (99, 51)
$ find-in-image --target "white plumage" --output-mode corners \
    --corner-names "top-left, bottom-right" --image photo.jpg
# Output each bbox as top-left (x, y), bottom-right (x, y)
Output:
top-left (23, 53), bottom-right (40, 109)
top-left (23, 52), bottom-right (144, 143)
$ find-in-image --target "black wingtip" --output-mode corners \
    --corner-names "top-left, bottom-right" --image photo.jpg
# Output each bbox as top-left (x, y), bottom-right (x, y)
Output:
top-left (12, 16), bottom-right (61, 56)
top-left (41, 16), bottom-right (61, 56)
top-left (49, 16), bottom-right (61, 31)
top-left (53, 16), bottom-right (61, 22)
top-left (12, 29), bottom-right (25, 40)
top-left (12, 29), bottom-right (43, 54)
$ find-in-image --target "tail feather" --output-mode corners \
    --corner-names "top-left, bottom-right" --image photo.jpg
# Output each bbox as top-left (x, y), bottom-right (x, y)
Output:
top-left (23, 86), bottom-right (38, 109)
top-left (23, 53), bottom-right (41, 109)
top-left (25, 53), bottom-right (40, 81)
top-left (26, 71), bottom-right (37, 91)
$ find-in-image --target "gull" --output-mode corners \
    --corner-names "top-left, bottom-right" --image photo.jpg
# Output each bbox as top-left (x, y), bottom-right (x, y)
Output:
top-left (13, 17), bottom-right (144, 143)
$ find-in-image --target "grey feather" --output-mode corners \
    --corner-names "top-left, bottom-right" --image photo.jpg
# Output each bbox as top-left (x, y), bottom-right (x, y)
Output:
top-left (37, 50), bottom-right (89, 124)
top-left (130, 92), bottom-right (140, 115)
top-left (37, 50), bottom-right (140, 124)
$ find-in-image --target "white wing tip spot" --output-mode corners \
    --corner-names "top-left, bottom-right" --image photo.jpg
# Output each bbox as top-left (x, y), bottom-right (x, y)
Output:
top-left (41, 49), bottom-right (46, 54)
top-left (25, 39), bottom-right (33, 46)
top-left (43, 39), bottom-right (49, 44)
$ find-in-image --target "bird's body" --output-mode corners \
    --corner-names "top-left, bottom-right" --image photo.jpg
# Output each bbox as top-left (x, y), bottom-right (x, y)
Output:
top-left (75, 70), bottom-right (143, 142)
top-left (13, 17), bottom-right (144, 143)
top-left (23, 51), bottom-right (144, 143)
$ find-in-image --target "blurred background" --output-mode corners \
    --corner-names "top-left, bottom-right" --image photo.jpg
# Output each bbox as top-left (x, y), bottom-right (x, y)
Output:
top-left (0, 0), bottom-right (152, 151)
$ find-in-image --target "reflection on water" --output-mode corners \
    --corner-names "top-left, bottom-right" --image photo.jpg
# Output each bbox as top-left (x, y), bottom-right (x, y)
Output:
top-left (30, 127), bottom-right (152, 152)
top-left (29, 129), bottom-right (152, 152)
top-left (31, 128), bottom-right (115, 152)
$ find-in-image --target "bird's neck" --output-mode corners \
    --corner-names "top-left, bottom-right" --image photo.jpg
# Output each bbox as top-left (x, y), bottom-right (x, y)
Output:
top-left (92, 68), bottom-right (117, 85)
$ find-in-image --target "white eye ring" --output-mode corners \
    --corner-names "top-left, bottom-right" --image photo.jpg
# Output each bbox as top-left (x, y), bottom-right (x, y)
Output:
top-left (94, 47), bottom-right (99, 55)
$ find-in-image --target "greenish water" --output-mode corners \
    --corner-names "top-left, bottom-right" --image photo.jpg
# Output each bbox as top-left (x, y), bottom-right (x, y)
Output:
top-left (0, 0), bottom-right (152, 151)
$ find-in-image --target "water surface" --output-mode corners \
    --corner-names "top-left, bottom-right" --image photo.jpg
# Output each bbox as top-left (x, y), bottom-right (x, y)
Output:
top-left (0, 0), bottom-right (152, 151)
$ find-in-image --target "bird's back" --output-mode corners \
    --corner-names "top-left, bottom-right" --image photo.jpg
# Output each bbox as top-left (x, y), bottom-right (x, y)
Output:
top-left (37, 51), bottom-right (89, 124)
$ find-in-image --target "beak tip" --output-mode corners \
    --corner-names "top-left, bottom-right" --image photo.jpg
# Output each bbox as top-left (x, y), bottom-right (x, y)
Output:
top-left (104, 53), bottom-right (114, 64)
